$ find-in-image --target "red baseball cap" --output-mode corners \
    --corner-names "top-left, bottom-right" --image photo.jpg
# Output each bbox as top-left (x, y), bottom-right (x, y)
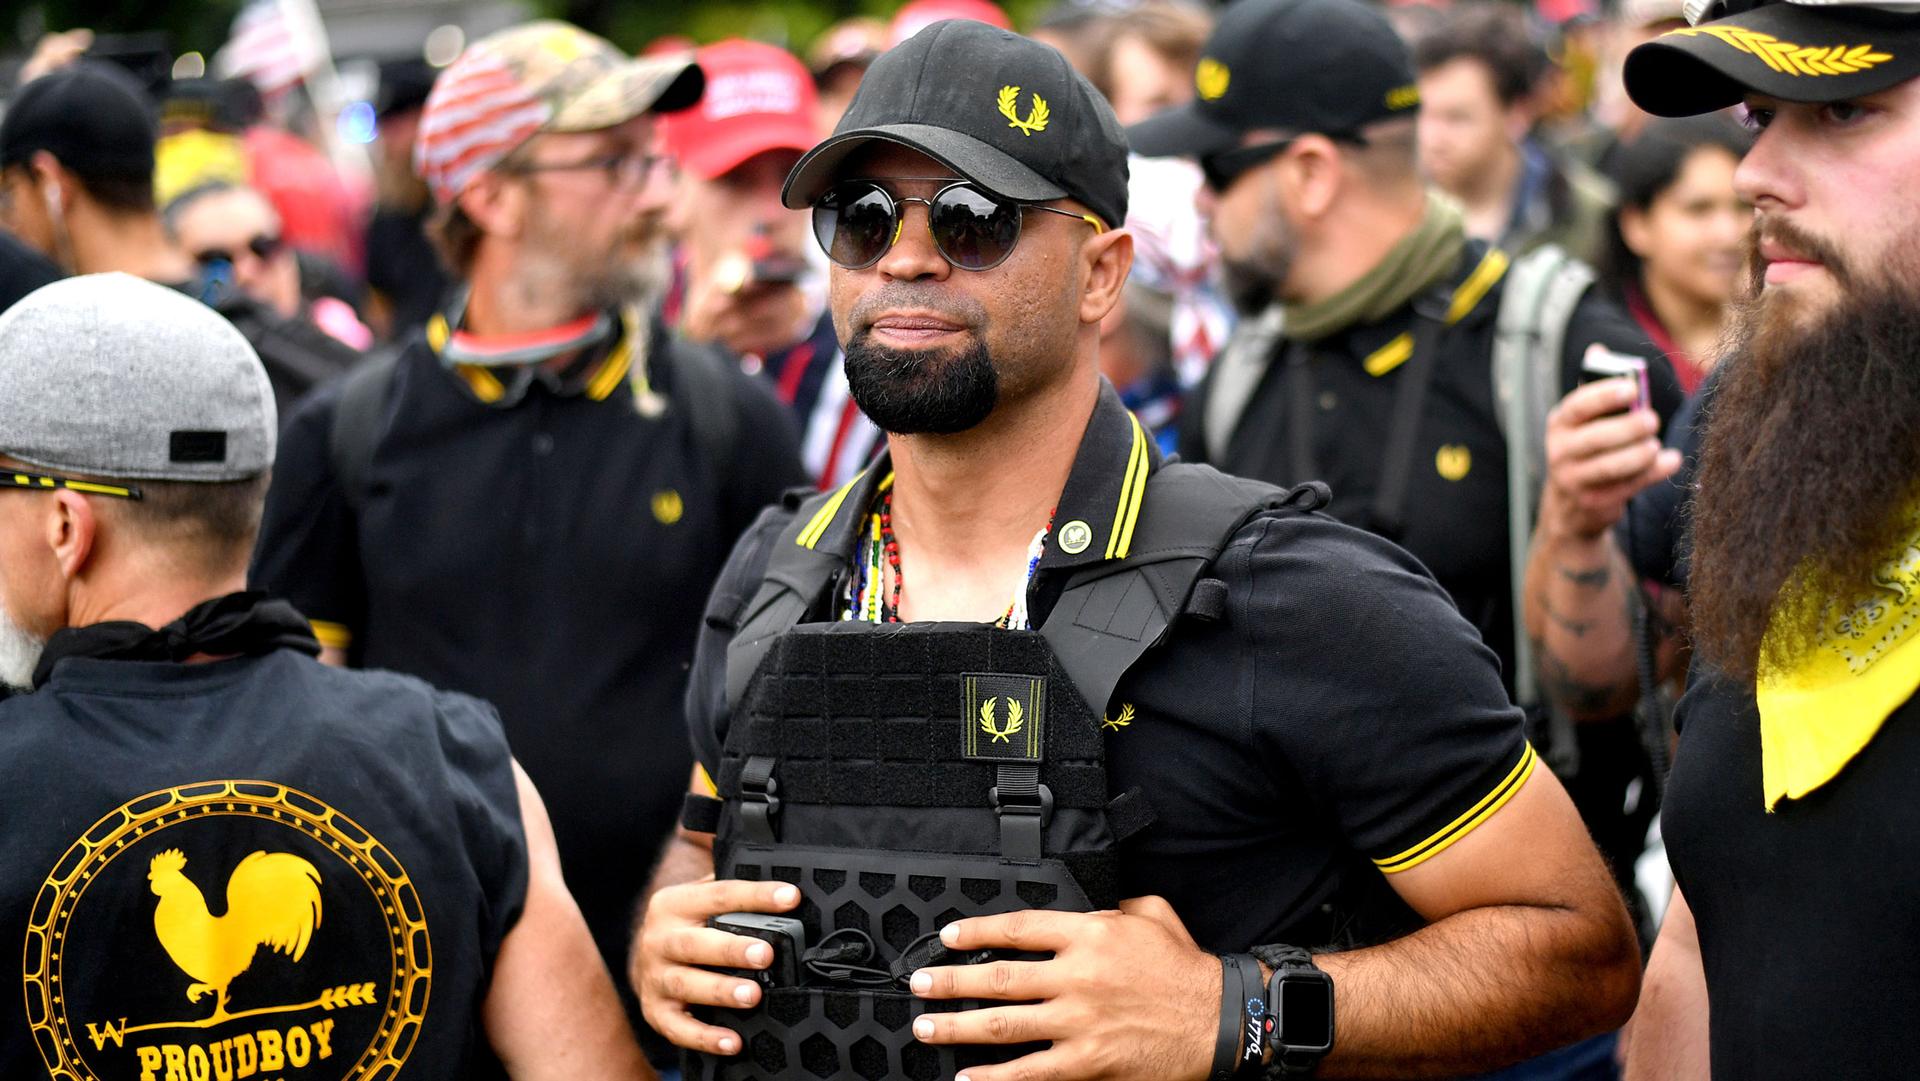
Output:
top-left (887, 0), bottom-right (1013, 47)
top-left (661, 40), bottom-right (819, 181)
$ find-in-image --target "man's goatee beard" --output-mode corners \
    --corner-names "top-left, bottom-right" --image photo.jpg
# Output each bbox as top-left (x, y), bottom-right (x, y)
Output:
top-left (1688, 236), bottom-right (1920, 683)
top-left (844, 333), bottom-right (1000, 435)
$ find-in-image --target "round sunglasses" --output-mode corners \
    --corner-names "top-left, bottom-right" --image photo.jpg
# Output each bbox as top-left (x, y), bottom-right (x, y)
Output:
top-left (812, 179), bottom-right (1105, 272)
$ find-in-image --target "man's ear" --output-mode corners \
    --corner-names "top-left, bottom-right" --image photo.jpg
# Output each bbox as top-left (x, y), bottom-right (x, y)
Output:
top-left (1079, 226), bottom-right (1134, 326)
top-left (44, 490), bottom-right (97, 582)
top-left (29, 151), bottom-right (65, 216)
top-left (1278, 136), bottom-right (1344, 222)
top-left (455, 170), bottom-right (524, 242)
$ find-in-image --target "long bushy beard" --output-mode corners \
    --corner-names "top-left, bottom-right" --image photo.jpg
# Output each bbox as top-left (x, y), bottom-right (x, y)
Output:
top-left (1688, 228), bottom-right (1920, 683)
top-left (843, 331), bottom-right (999, 434)
top-left (0, 601), bottom-right (46, 692)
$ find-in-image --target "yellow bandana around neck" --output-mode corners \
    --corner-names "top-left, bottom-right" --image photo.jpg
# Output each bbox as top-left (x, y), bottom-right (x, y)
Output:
top-left (1756, 519), bottom-right (1920, 810)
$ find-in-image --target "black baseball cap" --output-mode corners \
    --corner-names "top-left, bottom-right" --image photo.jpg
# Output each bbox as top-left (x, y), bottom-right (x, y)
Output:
top-left (0, 63), bottom-right (158, 183)
top-left (1128, 0), bottom-right (1421, 160)
top-left (781, 19), bottom-right (1129, 228)
top-left (1624, 1), bottom-right (1920, 117)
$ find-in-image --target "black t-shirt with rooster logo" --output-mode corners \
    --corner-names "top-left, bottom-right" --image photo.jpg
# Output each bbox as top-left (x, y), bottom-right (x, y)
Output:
top-left (0, 647), bottom-right (526, 1080)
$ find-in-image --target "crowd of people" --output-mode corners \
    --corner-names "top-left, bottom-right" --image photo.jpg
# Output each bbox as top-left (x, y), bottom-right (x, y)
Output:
top-left (0, 0), bottom-right (1914, 1077)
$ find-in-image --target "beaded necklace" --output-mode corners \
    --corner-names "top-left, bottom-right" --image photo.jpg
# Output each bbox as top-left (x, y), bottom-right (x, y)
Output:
top-left (842, 475), bottom-right (1054, 629)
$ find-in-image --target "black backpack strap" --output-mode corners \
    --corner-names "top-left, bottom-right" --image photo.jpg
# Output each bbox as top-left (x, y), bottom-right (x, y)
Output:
top-left (1040, 462), bottom-right (1300, 717)
top-left (1364, 308), bottom-right (1448, 542)
top-left (662, 332), bottom-right (742, 495)
top-left (327, 346), bottom-right (404, 516)
top-left (724, 486), bottom-right (855, 714)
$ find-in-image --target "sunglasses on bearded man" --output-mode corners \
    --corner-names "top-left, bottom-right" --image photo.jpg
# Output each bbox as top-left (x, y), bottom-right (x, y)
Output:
top-left (811, 179), bottom-right (1106, 272)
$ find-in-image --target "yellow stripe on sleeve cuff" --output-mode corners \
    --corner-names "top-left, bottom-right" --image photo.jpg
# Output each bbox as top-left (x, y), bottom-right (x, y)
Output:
top-left (309, 619), bottom-right (353, 651)
top-left (694, 762), bottom-right (719, 797)
top-left (1374, 742), bottom-right (1538, 874)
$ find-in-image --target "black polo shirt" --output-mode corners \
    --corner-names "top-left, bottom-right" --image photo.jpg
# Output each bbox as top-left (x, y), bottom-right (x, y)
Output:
top-left (1181, 242), bottom-right (1686, 692)
top-left (1664, 674), bottom-right (1920, 1079)
top-left (0, 648), bottom-right (524, 1080)
top-left (251, 314), bottom-right (808, 1016)
top-left (687, 385), bottom-right (1534, 950)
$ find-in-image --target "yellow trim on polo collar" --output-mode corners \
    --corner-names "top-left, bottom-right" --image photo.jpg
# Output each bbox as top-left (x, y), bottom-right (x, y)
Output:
top-left (1361, 248), bottom-right (1512, 378)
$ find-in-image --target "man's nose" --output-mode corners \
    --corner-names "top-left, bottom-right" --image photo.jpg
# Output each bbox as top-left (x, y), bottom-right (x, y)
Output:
top-left (1735, 121), bottom-right (1800, 213)
top-left (874, 202), bottom-right (949, 282)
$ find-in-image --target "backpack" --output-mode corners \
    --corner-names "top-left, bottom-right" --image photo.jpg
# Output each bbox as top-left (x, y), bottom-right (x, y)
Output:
top-left (1488, 245), bottom-right (1595, 775)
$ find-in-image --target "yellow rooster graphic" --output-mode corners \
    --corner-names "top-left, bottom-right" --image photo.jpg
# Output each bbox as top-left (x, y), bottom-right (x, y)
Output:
top-left (146, 849), bottom-right (323, 1022)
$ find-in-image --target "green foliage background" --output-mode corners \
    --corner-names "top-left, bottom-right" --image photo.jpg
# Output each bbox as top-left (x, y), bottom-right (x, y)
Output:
top-left (6, 0), bottom-right (1052, 61)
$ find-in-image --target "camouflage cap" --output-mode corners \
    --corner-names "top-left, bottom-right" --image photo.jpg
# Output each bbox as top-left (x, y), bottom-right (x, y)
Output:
top-left (414, 20), bottom-right (704, 203)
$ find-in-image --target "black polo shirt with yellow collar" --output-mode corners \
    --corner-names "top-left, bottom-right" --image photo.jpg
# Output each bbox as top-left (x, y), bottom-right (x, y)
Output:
top-left (687, 382), bottom-right (1534, 950)
top-left (251, 310), bottom-right (808, 1011)
top-left (1181, 241), bottom-right (1685, 695)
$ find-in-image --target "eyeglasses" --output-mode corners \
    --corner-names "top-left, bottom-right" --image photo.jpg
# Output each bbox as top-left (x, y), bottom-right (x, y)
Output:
top-left (1199, 132), bottom-right (1370, 193)
top-left (503, 150), bottom-right (664, 190)
top-left (0, 468), bottom-right (142, 500)
top-left (812, 179), bottom-right (1106, 272)
top-left (192, 233), bottom-right (284, 268)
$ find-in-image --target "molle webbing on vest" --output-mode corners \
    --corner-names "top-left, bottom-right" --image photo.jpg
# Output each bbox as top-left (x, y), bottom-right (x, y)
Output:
top-left (720, 626), bottom-right (1108, 813)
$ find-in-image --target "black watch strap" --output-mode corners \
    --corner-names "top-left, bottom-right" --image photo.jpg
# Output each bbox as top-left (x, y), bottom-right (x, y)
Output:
top-left (1250, 945), bottom-right (1334, 1079)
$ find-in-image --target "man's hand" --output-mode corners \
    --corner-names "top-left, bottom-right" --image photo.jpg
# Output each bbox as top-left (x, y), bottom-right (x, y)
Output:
top-left (678, 264), bottom-right (809, 361)
top-left (908, 896), bottom-right (1220, 1081)
top-left (633, 876), bottom-right (800, 1057)
top-left (22, 29), bottom-right (91, 82)
top-left (1539, 378), bottom-right (1682, 542)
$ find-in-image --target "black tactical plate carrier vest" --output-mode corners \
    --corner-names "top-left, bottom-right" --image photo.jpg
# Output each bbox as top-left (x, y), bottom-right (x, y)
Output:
top-left (685, 464), bottom-right (1321, 1081)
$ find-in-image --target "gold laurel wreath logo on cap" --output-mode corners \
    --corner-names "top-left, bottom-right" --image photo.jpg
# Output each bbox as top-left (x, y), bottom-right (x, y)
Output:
top-left (1196, 58), bottom-right (1230, 100)
top-left (1669, 25), bottom-right (1891, 76)
top-left (997, 85), bottom-right (1051, 135)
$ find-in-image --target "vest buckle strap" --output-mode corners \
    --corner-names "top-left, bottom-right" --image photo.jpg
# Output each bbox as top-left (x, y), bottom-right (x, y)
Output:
top-left (989, 771), bottom-right (1053, 863)
top-left (739, 755), bottom-right (782, 844)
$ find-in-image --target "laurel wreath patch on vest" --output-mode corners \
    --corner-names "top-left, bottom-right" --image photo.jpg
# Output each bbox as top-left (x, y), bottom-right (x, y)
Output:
top-left (962, 673), bottom-right (1047, 761)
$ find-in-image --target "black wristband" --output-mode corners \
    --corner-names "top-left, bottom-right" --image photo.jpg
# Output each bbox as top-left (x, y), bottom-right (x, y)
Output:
top-left (1231, 953), bottom-right (1268, 1077)
top-left (1210, 954), bottom-right (1243, 1081)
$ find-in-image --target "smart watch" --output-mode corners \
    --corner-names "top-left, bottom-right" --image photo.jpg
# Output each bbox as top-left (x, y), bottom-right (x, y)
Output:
top-left (1250, 944), bottom-right (1334, 1077)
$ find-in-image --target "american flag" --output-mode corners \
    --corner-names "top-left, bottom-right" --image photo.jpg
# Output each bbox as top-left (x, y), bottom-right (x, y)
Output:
top-left (217, 0), bottom-right (318, 96)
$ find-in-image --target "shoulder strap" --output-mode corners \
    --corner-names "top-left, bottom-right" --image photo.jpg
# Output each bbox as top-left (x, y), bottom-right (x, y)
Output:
top-left (1364, 309), bottom-right (1448, 543)
top-left (724, 486), bottom-right (852, 713)
top-left (327, 346), bottom-right (404, 516)
top-left (1491, 244), bottom-right (1593, 717)
top-left (664, 334), bottom-right (742, 493)
top-left (1040, 463), bottom-right (1305, 716)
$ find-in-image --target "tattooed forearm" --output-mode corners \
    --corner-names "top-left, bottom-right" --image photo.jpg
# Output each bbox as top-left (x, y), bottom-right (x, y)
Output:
top-left (1535, 637), bottom-right (1631, 715)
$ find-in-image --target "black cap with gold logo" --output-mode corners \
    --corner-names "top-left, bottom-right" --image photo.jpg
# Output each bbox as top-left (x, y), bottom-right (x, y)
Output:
top-left (1127, 0), bottom-right (1422, 160)
top-left (780, 18), bottom-right (1129, 228)
top-left (1625, 0), bottom-right (1920, 118)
